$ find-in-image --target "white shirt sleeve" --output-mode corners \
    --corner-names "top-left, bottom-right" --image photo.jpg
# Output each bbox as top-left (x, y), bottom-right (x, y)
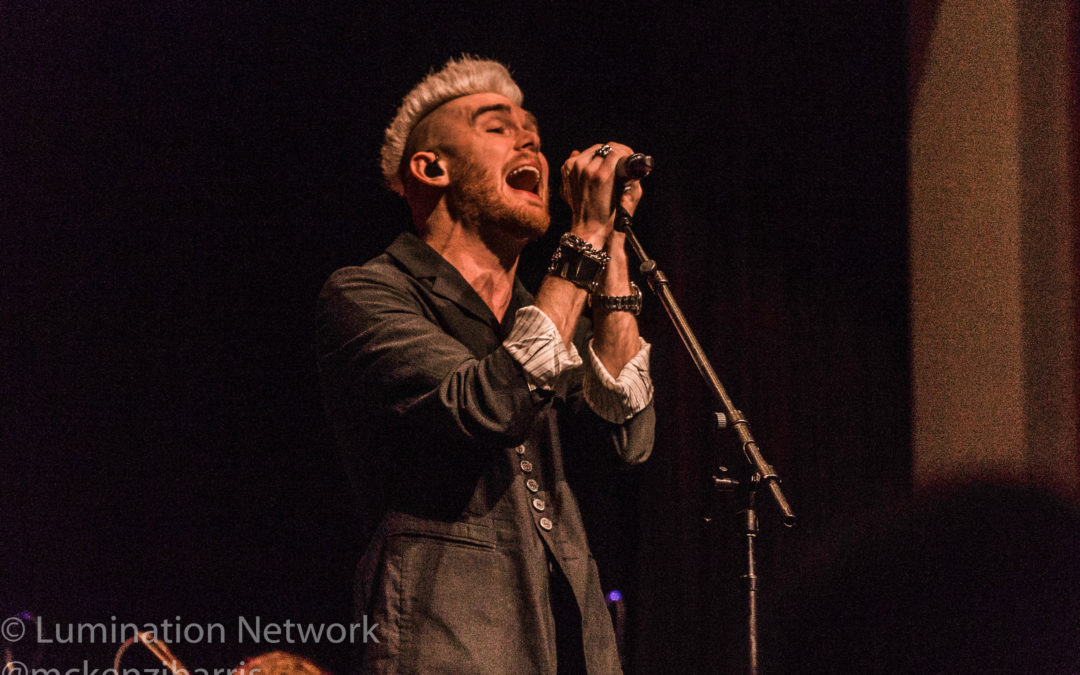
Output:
top-left (502, 305), bottom-right (583, 392)
top-left (583, 337), bottom-right (654, 423)
top-left (502, 305), bottom-right (654, 422)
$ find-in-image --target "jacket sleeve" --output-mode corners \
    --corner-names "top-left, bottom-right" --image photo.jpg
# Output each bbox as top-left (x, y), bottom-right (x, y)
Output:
top-left (317, 265), bottom-right (548, 450)
top-left (564, 320), bottom-right (655, 467)
top-left (318, 264), bottom-right (654, 466)
top-left (505, 305), bottom-right (655, 466)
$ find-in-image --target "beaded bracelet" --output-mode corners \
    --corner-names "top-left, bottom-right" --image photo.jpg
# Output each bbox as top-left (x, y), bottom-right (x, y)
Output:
top-left (589, 281), bottom-right (643, 315)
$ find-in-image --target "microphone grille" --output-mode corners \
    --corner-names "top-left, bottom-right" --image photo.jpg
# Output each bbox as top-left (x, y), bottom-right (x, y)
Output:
top-left (623, 153), bottom-right (654, 180)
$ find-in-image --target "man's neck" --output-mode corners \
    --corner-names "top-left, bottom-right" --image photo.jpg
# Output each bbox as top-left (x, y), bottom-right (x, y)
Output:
top-left (422, 221), bottom-right (523, 322)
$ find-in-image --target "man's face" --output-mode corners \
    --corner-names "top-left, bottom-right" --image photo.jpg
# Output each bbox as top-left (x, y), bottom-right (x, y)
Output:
top-left (427, 93), bottom-right (551, 240)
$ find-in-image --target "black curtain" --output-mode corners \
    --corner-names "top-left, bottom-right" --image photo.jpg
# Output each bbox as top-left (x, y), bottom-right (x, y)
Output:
top-left (2, 2), bottom-right (909, 672)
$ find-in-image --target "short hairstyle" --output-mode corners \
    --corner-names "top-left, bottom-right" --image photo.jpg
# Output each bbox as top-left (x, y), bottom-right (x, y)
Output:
top-left (379, 55), bottom-right (523, 195)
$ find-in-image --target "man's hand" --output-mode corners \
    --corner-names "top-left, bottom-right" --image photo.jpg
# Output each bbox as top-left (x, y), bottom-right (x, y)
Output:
top-left (560, 142), bottom-right (640, 249)
top-left (535, 142), bottom-right (645, 351)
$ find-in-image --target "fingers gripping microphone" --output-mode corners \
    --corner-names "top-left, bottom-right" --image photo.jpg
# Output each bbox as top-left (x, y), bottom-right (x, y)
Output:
top-left (615, 153), bottom-right (654, 182)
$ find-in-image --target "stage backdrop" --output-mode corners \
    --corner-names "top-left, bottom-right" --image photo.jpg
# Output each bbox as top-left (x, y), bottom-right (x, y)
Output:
top-left (3, 3), bottom-right (911, 672)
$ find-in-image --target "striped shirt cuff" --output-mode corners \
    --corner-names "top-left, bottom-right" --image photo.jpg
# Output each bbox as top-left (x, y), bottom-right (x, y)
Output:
top-left (584, 338), bottom-right (654, 423)
top-left (502, 305), bottom-right (583, 392)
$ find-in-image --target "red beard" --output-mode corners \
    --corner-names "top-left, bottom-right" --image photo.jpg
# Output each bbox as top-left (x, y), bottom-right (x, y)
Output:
top-left (446, 159), bottom-right (550, 242)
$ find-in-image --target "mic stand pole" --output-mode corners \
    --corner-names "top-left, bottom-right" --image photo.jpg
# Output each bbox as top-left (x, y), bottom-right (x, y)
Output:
top-left (615, 207), bottom-right (796, 675)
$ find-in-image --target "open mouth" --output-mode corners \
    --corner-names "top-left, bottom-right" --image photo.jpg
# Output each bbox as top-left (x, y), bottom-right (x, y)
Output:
top-left (505, 164), bottom-right (542, 196)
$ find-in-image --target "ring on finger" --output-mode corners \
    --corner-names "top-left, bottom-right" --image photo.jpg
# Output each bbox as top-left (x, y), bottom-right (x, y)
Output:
top-left (594, 144), bottom-right (612, 159)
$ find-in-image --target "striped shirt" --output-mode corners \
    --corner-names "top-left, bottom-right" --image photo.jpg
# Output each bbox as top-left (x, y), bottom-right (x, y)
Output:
top-left (503, 305), bottom-right (653, 423)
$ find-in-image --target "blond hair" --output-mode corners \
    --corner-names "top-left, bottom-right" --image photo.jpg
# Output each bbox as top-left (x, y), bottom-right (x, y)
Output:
top-left (379, 55), bottom-right (523, 195)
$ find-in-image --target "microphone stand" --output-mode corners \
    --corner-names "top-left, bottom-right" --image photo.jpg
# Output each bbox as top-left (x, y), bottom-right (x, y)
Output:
top-left (614, 206), bottom-right (795, 675)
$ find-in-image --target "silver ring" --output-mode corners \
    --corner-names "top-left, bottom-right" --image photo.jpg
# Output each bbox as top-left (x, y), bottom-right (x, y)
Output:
top-left (594, 144), bottom-right (612, 159)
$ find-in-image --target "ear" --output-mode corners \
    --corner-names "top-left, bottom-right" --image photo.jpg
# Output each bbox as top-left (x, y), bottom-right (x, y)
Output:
top-left (408, 151), bottom-right (449, 188)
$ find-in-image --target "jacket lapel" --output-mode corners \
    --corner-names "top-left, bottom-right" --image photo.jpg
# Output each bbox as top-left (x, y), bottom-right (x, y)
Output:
top-left (385, 232), bottom-right (499, 327)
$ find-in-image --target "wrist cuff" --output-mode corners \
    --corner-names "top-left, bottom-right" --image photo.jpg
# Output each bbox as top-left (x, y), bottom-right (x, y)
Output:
top-left (547, 233), bottom-right (609, 292)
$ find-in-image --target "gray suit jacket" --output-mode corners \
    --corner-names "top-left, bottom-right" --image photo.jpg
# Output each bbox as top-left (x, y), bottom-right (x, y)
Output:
top-left (317, 232), bottom-right (654, 673)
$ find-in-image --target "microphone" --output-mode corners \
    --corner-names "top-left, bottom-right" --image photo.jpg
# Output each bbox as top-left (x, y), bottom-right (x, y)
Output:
top-left (615, 153), bottom-right (654, 182)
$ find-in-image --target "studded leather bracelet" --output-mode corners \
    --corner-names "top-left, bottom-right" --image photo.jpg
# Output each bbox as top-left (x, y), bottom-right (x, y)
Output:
top-left (546, 233), bottom-right (610, 293)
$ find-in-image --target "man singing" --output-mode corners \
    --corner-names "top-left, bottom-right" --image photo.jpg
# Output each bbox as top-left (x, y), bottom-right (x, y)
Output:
top-left (317, 56), bottom-right (655, 673)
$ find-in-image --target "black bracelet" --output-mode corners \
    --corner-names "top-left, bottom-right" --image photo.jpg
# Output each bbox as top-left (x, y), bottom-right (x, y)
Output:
top-left (547, 233), bottom-right (609, 292)
top-left (589, 281), bottom-right (643, 316)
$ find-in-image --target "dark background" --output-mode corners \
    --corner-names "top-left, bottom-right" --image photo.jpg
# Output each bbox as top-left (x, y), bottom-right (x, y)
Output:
top-left (3, 2), bottom-right (909, 672)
